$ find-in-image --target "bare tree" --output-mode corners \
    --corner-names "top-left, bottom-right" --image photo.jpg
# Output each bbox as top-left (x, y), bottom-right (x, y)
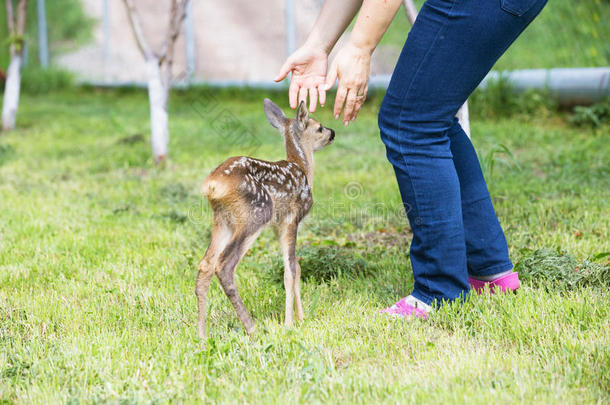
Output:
top-left (122, 0), bottom-right (187, 163)
top-left (2, 0), bottom-right (27, 131)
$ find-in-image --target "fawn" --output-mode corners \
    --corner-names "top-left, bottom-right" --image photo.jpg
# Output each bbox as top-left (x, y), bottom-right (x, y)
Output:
top-left (196, 98), bottom-right (335, 340)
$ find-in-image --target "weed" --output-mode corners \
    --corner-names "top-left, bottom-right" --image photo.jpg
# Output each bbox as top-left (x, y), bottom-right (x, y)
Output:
top-left (516, 248), bottom-right (609, 290)
top-left (0, 144), bottom-right (15, 166)
top-left (480, 143), bottom-right (520, 179)
top-left (266, 246), bottom-right (372, 284)
top-left (570, 98), bottom-right (610, 128)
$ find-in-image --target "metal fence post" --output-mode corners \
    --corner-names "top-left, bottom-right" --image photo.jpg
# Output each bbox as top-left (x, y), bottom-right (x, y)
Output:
top-left (37, 0), bottom-right (49, 67)
top-left (103, 0), bottom-right (110, 82)
top-left (185, 0), bottom-right (196, 83)
top-left (285, 0), bottom-right (296, 57)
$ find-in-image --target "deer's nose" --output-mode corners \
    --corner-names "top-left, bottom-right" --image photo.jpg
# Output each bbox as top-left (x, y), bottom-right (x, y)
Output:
top-left (329, 129), bottom-right (335, 141)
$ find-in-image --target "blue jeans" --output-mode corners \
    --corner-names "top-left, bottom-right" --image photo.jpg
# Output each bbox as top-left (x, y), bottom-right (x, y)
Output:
top-left (378, 0), bottom-right (547, 305)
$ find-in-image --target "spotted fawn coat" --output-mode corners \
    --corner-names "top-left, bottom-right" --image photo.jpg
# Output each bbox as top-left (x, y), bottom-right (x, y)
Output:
top-left (195, 99), bottom-right (335, 341)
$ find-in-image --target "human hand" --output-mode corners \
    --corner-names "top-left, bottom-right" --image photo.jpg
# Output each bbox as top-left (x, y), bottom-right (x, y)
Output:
top-left (324, 41), bottom-right (371, 125)
top-left (275, 46), bottom-right (328, 113)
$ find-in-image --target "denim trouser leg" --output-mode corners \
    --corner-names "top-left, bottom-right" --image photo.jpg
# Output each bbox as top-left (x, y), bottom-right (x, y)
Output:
top-left (448, 120), bottom-right (513, 277)
top-left (378, 0), bottom-right (547, 304)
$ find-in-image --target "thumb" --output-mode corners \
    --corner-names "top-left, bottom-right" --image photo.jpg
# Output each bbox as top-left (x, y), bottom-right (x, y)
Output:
top-left (324, 63), bottom-right (337, 90)
top-left (274, 60), bottom-right (293, 82)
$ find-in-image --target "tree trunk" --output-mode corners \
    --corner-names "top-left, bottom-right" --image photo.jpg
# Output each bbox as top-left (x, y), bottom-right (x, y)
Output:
top-left (2, 53), bottom-right (23, 131)
top-left (123, 0), bottom-right (185, 164)
top-left (456, 102), bottom-right (470, 138)
top-left (146, 57), bottom-right (169, 163)
top-left (3, 0), bottom-right (27, 132)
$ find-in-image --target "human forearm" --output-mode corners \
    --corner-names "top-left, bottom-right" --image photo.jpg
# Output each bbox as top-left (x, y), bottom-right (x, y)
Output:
top-left (348, 0), bottom-right (403, 54)
top-left (304, 0), bottom-right (364, 53)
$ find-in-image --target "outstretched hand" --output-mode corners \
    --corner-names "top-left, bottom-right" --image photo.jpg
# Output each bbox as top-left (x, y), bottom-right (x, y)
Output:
top-left (324, 42), bottom-right (371, 125)
top-left (275, 46), bottom-right (328, 113)
top-left (275, 42), bottom-right (372, 125)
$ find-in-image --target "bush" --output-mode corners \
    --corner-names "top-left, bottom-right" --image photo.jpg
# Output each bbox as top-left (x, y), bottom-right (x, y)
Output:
top-left (20, 68), bottom-right (74, 94)
top-left (469, 77), bottom-right (557, 119)
top-left (266, 246), bottom-right (372, 284)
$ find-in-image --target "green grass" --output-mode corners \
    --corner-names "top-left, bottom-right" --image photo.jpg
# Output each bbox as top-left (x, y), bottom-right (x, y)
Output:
top-left (0, 88), bottom-right (609, 403)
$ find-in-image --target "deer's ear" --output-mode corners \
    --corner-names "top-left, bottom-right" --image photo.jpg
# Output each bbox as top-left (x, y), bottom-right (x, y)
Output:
top-left (295, 100), bottom-right (309, 130)
top-left (264, 98), bottom-right (287, 130)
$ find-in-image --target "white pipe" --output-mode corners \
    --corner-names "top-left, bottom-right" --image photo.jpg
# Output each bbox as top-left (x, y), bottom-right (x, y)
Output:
top-left (481, 67), bottom-right (610, 106)
top-left (82, 68), bottom-right (610, 107)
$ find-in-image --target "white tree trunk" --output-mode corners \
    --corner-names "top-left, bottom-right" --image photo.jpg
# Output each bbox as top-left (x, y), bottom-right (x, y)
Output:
top-left (146, 57), bottom-right (169, 163)
top-left (2, 54), bottom-right (23, 131)
top-left (456, 102), bottom-right (471, 138)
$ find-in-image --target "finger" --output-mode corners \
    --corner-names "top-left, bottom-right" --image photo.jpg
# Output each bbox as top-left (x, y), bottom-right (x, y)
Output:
top-left (318, 85), bottom-right (326, 107)
top-left (289, 80), bottom-right (299, 109)
top-left (298, 87), bottom-right (308, 108)
top-left (352, 83), bottom-right (368, 121)
top-left (334, 85), bottom-right (348, 120)
top-left (343, 88), bottom-right (358, 124)
top-left (274, 60), bottom-right (292, 82)
top-left (308, 87), bottom-right (318, 113)
top-left (325, 64), bottom-right (337, 91)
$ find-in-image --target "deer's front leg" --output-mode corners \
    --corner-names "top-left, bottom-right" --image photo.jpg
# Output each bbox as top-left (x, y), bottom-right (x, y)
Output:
top-left (279, 223), bottom-right (299, 327)
top-left (294, 259), bottom-right (304, 323)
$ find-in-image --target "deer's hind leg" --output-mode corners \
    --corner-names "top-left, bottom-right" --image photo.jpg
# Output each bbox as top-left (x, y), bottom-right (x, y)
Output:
top-left (215, 199), bottom-right (272, 335)
top-left (196, 219), bottom-right (232, 341)
top-left (216, 226), bottom-right (264, 335)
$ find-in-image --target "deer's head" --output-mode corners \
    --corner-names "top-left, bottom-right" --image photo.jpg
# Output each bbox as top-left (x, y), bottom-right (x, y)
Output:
top-left (264, 98), bottom-right (335, 158)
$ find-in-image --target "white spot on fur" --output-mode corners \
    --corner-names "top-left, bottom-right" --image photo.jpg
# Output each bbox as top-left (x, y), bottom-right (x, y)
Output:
top-left (284, 213), bottom-right (293, 224)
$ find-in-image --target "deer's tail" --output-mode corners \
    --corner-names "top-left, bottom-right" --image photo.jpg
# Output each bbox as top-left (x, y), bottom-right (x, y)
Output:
top-left (201, 177), bottom-right (231, 201)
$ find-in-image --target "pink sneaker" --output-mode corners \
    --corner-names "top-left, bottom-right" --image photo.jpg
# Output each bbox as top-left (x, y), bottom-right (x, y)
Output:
top-left (379, 297), bottom-right (429, 319)
top-left (469, 272), bottom-right (520, 294)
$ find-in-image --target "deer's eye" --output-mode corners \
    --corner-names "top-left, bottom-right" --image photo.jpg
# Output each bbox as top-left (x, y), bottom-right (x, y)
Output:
top-left (317, 126), bottom-right (323, 133)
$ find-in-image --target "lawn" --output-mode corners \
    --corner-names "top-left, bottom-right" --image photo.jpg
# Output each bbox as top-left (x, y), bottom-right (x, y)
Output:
top-left (0, 88), bottom-right (608, 403)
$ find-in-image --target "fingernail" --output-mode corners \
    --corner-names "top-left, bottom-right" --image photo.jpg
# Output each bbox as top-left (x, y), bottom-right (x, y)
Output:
top-left (344, 121), bottom-right (348, 126)
top-left (334, 114), bottom-right (339, 119)
top-left (351, 117), bottom-right (356, 121)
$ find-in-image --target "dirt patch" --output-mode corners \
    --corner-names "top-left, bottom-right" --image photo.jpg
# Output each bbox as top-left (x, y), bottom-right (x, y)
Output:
top-left (347, 227), bottom-right (412, 250)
